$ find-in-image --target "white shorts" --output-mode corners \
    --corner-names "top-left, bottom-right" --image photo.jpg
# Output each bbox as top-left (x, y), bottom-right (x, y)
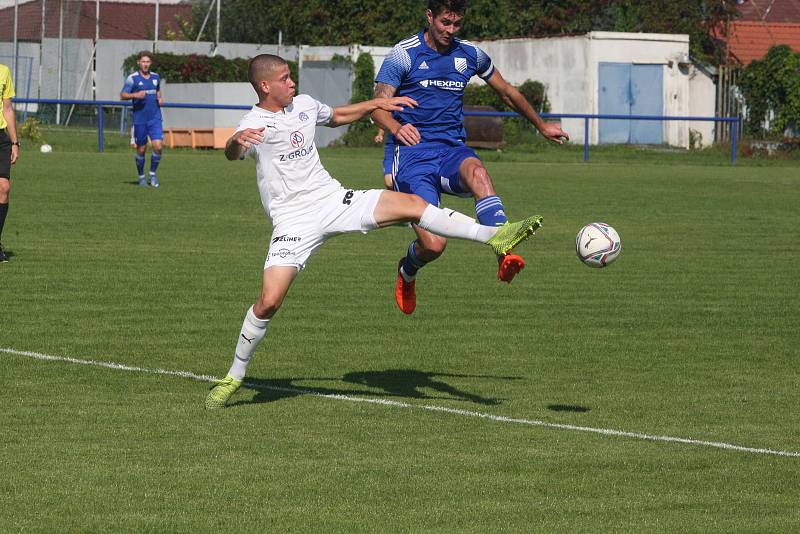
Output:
top-left (264, 188), bottom-right (383, 270)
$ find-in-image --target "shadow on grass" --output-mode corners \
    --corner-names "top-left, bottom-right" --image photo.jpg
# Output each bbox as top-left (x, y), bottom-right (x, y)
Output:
top-left (547, 404), bottom-right (591, 413)
top-left (229, 369), bottom-right (522, 408)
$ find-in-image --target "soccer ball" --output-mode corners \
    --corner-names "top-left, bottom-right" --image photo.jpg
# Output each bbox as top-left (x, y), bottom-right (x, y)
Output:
top-left (40, 144), bottom-right (52, 153)
top-left (576, 222), bottom-right (621, 268)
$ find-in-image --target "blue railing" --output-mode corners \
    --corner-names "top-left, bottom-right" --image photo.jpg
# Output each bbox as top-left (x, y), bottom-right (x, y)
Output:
top-left (470, 111), bottom-right (740, 164)
top-left (14, 98), bottom-right (740, 163)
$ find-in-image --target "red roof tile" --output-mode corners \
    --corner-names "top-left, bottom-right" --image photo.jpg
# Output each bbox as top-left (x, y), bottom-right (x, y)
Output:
top-left (0, 1), bottom-right (193, 41)
top-left (726, 21), bottom-right (800, 64)
top-left (736, 0), bottom-right (800, 22)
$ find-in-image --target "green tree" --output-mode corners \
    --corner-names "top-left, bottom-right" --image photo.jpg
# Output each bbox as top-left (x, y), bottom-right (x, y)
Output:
top-left (739, 45), bottom-right (800, 138)
top-left (193, 0), bottom-right (737, 64)
top-left (341, 53), bottom-right (378, 146)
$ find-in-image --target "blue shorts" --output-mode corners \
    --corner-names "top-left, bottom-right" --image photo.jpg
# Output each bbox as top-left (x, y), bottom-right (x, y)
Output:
top-left (382, 143), bottom-right (394, 176)
top-left (391, 143), bottom-right (478, 206)
top-left (133, 119), bottom-right (164, 147)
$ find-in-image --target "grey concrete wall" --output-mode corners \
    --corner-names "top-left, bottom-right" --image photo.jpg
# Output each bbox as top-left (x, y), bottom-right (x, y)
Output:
top-left (0, 42), bottom-right (40, 101)
top-left (96, 39), bottom-right (153, 101)
top-left (40, 38), bottom-right (94, 101)
top-left (161, 82), bottom-right (252, 129)
top-left (299, 60), bottom-right (353, 147)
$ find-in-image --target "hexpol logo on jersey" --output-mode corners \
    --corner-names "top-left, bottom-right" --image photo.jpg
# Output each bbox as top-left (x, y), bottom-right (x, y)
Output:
top-left (454, 57), bottom-right (467, 73)
top-left (289, 131), bottom-right (305, 148)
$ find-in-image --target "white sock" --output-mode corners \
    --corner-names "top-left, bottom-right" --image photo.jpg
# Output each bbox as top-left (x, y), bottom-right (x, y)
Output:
top-left (417, 204), bottom-right (497, 243)
top-left (227, 306), bottom-right (270, 380)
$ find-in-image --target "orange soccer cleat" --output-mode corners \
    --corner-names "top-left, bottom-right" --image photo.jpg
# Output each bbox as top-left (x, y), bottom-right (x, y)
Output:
top-left (395, 259), bottom-right (417, 315)
top-left (497, 254), bottom-right (526, 283)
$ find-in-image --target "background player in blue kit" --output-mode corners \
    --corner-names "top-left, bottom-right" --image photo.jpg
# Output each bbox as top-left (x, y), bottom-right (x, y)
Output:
top-left (373, 0), bottom-right (569, 315)
top-left (121, 52), bottom-right (164, 188)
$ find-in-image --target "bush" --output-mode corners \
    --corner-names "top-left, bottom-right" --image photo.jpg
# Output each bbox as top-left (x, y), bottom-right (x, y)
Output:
top-left (122, 52), bottom-right (299, 88)
top-left (19, 117), bottom-right (46, 144)
top-left (463, 79), bottom-right (550, 113)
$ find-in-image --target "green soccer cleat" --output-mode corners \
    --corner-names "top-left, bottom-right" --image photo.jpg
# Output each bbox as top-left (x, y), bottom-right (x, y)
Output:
top-left (205, 374), bottom-right (242, 409)
top-left (486, 215), bottom-right (543, 256)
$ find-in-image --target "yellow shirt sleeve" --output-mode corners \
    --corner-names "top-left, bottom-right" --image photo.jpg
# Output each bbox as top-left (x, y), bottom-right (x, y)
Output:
top-left (1, 65), bottom-right (16, 100)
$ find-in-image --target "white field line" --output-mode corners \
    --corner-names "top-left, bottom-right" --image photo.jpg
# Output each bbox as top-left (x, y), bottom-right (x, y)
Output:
top-left (3, 347), bottom-right (799, 459)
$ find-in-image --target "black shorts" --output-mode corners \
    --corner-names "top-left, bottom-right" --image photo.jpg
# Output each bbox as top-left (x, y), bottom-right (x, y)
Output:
top-left (0, 129), bottom-right (11, 179)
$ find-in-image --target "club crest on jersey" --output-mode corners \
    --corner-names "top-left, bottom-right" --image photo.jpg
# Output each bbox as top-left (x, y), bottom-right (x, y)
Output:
top-left (299, 112), bottom-right (309, 122)
top-left (454, 57), bottom-right (467, 73)
top-left (289, 130), bottom-right (305, 148)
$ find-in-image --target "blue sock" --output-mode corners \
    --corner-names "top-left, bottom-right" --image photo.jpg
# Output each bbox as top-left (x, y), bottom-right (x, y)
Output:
top-left (150, 152), bottom-right (161, 174)
top-left (135, 154), bottom-right (145, 176)
top-left (475, 195), bottom-right (508, 226)
top-left (401, 241), bottom-right (427, 278)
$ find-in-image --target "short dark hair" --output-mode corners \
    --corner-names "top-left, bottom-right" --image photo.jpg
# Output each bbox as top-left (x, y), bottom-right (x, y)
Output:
top-left (137, 51), bottom-right (152, 61)
top-left (248, 54), bottom-right (288, 94)
top-left (428, 0), bottom-right (467, 16)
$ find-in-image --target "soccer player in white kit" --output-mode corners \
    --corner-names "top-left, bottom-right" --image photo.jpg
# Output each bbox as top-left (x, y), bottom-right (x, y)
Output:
top-left (205, 54), bottom-right (543, 409)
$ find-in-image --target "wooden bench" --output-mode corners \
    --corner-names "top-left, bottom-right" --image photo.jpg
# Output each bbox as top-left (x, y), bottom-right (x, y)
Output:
top-left (164, 128), bottom-right (235, 149)
top-left (464, 105), bottom-right (505, 149)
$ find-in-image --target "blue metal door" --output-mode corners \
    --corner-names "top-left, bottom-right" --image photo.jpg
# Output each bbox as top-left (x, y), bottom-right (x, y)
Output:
top-left (630, 64), bottom-right (663, 144)
top-left (598, 62), bottom-right (663, 144)
top-left (598, 62), bottom-right (631, 144)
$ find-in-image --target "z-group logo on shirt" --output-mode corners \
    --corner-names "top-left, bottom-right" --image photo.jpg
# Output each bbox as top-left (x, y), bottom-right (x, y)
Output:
top-left (289, 131), bottom-right (305, 148)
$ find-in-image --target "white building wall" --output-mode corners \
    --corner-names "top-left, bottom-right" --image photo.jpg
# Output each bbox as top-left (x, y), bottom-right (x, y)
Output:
top-left (588, 32), bottom-right (690, 146)
top-left (472, 32), bottom-right (715, 147)
top-left (688, 66), bottom-right (716, 148)
top-left (474, 35), bottom-right (590, 144)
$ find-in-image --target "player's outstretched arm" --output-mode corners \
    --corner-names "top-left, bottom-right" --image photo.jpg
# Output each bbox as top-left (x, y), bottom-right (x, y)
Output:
top-left (120, 90), bottom-right (146, 100)
top-left (224, 127), bottom-right (265, 160)
top-left (371, 83), bottom-right (420, 146)
top-left (486, 70), bottom-right (569, 145)
top-left (328, 97), bottom-right (416, 128)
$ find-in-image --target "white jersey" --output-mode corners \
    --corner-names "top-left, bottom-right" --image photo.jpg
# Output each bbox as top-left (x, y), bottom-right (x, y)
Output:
top-left (236, 94), bottom-right (344, 223)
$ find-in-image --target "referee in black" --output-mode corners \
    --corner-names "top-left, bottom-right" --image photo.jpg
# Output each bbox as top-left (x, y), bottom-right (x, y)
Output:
top-left (0, 62), bottom-right (19, 262)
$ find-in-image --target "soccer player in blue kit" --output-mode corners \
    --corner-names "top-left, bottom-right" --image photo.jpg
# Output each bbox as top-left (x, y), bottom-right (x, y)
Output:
top-left (121, 52), bottom-right (164, 188)
top-left (373, 0), bottom-right (569, 314)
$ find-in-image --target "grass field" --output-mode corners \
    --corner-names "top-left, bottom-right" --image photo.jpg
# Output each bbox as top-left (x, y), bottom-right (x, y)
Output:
top-left (2, 141), bottom-right (799, 531)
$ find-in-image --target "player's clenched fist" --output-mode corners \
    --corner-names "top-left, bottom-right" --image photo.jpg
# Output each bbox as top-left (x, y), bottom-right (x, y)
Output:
top-left (235, 127), bottom-right (266, 148)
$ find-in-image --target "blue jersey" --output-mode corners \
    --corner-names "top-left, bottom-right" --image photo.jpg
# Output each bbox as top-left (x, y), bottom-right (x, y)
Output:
top-left (123, 71), bottom-right (162, 124)
top-left (375, 31), bottom-right (495, 146)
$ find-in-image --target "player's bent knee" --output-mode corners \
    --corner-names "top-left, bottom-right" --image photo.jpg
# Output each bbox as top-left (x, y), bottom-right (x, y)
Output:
top-left (407, 194), bottom-right (428, 214)
top-left (472, 166), bottom-right (494, 189)
top-left (255, 292), bottom-right (285, 319)
top-left (419, 233), bottom-right (447, 256)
